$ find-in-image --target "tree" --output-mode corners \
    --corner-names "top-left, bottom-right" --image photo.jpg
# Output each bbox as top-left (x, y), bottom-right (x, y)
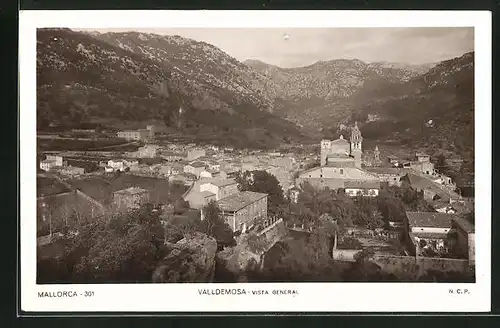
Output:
top-left (465, 211), bottom-right (475, 225)
top-left (163, 214), bottom-right (202, 243)
top-left (255, 235), bottom-right (343, 282)
top-left (201, 201), bottom-right (235, 248)
top-left (235, 170), bottom-right (285, 215)
top-left (38, 204), bottom-right (168, 284)
top-left (435, 153), bottom-right (447, 173)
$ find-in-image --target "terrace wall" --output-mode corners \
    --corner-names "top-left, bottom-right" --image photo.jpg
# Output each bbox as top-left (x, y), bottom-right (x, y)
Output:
top-left (331, 249), bottom-right (473, 278)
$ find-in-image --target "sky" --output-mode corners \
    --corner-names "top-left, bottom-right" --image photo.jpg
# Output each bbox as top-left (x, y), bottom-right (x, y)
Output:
top-left (79, 27), bottom-right (474, 68)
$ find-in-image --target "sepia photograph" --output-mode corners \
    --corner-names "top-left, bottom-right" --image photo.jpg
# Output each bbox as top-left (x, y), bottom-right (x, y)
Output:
top-left (20, 10), bottom-right (491, 313)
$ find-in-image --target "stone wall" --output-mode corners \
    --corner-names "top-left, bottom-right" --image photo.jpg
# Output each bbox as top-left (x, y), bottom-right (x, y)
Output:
top-left (331, 249), bottom-right (472, 279)
top-left (372, 255), bottom-right (472, 279)
top-left (259, 219), bottom-right (287, 252)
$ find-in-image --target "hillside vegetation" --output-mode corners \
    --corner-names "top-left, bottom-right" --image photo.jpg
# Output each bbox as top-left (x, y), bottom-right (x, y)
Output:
top-left (37, 29), bottom-right (308, 149)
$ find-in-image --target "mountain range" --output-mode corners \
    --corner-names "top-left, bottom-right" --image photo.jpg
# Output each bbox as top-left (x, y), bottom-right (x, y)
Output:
top-left (37, 28), bottom-right (474, 163)
top-left (37, 28), bottom-right (303, 149)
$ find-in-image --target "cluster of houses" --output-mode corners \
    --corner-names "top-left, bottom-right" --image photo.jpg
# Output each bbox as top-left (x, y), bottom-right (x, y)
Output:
top-left (293, 123), bottom-right (466, 209)
top-left (39, 155), bottom-right (85, 177)
top-left (288, 123), bottom-right (475, 266)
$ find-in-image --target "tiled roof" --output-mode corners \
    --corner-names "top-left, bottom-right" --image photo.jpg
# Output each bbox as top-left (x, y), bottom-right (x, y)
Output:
top-left (207, 178), bottom-right (237, 187)
top-left (331, 138), bottom-right (349, 144)
top-left (344, 180), bottom-right (380, 189)
top-left (452, 216), bottom-right (475, 233)
top-left (200, 191), bottom-right (216, 198)
top-left (189, 162), bottom-right (206, 168)
top-left (405, 173), bottom-right (460, 200)
top-left (217, 191), bottom-right (267, 212)
top-left (325, 160), bottom-right (355, 168)
top-left (406, 211), bottom-right (456, 229)
top-left (405, 173), bottom-right (435, 190)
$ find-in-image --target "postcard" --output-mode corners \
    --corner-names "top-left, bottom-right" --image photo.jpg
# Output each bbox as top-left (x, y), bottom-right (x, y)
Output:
top-left (19, 10), bottom-right (491, 313)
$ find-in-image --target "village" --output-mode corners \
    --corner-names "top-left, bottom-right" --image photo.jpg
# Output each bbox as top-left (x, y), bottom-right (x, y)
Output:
top-left (36, 121), bottom-right (476, 282)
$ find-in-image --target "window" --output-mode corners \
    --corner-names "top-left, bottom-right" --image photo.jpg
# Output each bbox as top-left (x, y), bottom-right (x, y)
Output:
top-left (340, 169), bottom-right (344, 174)
top-left (320, 174), bottom-right (323, 178)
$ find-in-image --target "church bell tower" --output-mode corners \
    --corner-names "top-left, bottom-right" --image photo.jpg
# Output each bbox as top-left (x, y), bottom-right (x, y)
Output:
top-left (350, 121), bottom-right (363, 168)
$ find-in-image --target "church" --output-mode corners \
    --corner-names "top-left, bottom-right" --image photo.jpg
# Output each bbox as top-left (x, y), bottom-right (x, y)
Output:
top-left (320, 121), bottom-right (365, 168)
top-left (296, 122), bottom-right (381, 196)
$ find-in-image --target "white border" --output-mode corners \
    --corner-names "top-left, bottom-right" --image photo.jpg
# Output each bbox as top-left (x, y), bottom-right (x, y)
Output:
top-left (19, 10), bottom-right (492, 313)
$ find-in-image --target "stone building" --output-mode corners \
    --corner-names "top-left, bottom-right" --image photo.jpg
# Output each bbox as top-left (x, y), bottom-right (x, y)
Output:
top-left (187, 149), bottom-right (206, 162)
top-left (320, 135), bottom-right (352, 167)
top-left (57, 165), bottom-right (85, 177)
top-left (320, 122), bottom-right (363, 168)
top-left (117, 129), bottom-right (150, 141)
top-left (113, 187), bottom-right (150, 211)
top-left (451, 216), bottom-right (475, 265)
top-left (365, 167), bottom-right (408, 186)
top-left (296, 166), bottom-right (379, 191)
top-left (40, 155), bottom-right (64, 172)
top-left (218, 191), bottom-right (268, 233)
top-left (402, 152), bottom-right (436, 175)
top-left (135, 144), bottom-right (159, 158)
top-left (182, 177), bottom-right (269, 233)
top-left (344, 180), bottom-right (380, 197)
top-left (183, 162), bottom-right (207, 178)
top-left (107, 159), bottom-right (126, 172)
top-left (404, 211), bottom-right (475, 264)
top-left (404, 211), bottom-right (455, 256)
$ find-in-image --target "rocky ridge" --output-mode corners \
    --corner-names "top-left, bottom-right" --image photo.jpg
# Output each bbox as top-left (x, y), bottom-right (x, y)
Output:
top-left (37, 28), bottom-right (306, 149)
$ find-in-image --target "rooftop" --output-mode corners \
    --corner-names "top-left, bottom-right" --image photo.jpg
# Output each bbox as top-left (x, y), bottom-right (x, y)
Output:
top-left (416, 153), bottom-right (430, 157)
top-left (113, 187), bottom-right (149, 195)
top-left (217, 191), bottom-right (267, 212)
top-left (365, 167), bottom-right (407, 175)
top-left (452, 216), bottom-right (475, 233)
top-left (404, 173), bottom-right (460, 200)
top-left (327, 153), bottom-right (352, 159)
top-left (200, 191), bottom-right (216, 198)
top-left (404, 173), bottom-right (437, 190)
top-left (188, 162), bottom-right (206, 168)
top-left (406, 211), bottom-right (456, 229)
top-left (325, 160), bottom-right (356, 168)
top-left (331, 137), bottom-right (349, 144)
top-left (205, 178), bottom-right (237, 187)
